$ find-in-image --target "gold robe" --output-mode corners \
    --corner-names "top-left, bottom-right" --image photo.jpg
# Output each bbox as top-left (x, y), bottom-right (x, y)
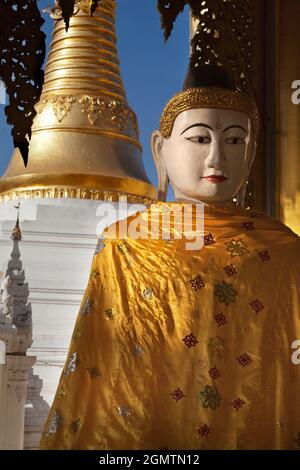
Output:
top-left (39, 202), bottom-right (300, 450)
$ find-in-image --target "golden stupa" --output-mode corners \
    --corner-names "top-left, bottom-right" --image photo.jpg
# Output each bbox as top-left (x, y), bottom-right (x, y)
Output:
top-left (0, 0), bottom-right (157, 203)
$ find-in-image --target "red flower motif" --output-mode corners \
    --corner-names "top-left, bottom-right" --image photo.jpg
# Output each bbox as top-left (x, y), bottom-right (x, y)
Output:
top-left (183, 333), bottom-right (199, 348)
top-left (231, 398), bottom-right (246, 410)
top-left (249, 299), bottom-right (265, 314)
top-left (258, 250), bottom-right (270, 262)
top-left (197, 424), bottom-right (211, 438)
top-left (170, 388), bottom-right (186, 402)
top-left (214, 312), bottom-right (227, 327)
top-left (204, 233), bottom-right (215, 246)
top-left (189, 275), bottom-right (205, 291)
top-left (223, 264), bottom-right (237, 277)
top-left (209, 367), bottom-right (221, 380)
top-left (242, 221), bottom-right (255, 231)
top-left (237, 353), bottom-right (252, 367)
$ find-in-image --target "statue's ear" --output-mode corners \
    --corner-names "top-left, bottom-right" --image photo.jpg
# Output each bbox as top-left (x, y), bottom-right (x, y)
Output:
top-left (236, 139), bottom-right (258, 207)
top-left (151, 130), bottom-right (169, 201)
top-left (246, 140), bottom-right (257, 175)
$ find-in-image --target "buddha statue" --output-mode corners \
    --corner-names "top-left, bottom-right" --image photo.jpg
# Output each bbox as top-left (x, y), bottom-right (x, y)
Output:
top-left (39, 66), bottom-right (300, 450)
top-left (152, 65), bottom-right (258, 207)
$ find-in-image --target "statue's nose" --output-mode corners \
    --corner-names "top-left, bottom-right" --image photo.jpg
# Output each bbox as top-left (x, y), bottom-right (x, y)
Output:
top-left (206, 140), bottom-right (226, 169)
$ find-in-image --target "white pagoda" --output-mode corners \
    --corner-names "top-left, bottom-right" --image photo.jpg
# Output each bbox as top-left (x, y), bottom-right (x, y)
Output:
top-left (0, 210), bottom-right (36, 449)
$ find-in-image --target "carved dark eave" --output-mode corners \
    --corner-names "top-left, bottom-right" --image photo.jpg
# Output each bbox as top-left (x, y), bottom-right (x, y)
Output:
top-left (0, 0), bottom-right (46, 167)
top-left (157, 0), bottom-right (255, 95)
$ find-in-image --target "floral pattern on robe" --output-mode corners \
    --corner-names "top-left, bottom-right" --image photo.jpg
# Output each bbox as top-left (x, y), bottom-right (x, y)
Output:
top-left (40, 202), bottom-right (300, 450)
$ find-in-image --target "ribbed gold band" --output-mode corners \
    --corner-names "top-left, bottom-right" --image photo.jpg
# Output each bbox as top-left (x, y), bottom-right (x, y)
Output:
top-left (31, 127), bottom-right (142, 151)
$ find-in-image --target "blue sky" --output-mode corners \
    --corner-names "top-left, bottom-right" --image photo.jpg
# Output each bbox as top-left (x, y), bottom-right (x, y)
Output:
top-left (0, 0), bottom-right (189, 198)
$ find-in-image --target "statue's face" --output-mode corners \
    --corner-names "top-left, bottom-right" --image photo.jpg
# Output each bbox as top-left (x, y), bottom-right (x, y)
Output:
top-left (155, 107), bottom-right (255, 204)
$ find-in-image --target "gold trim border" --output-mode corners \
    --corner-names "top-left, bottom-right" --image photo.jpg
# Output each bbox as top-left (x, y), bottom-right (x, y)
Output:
top-left (0, 174), bottom-right (157, 203)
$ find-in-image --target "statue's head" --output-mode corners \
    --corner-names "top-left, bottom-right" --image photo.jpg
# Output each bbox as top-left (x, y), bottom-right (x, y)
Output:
top-left (151, 65), bottom-right (259, 205)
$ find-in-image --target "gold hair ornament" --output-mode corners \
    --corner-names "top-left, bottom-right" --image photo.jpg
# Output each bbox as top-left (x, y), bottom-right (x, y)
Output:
top-left (160, 87), bottom-right (259, 139)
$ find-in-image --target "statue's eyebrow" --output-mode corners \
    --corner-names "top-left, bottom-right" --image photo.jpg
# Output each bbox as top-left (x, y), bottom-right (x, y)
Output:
top-left (223, 125), bottom-right (247, 133)
top-left (180, 123), bottom-right (213, 135)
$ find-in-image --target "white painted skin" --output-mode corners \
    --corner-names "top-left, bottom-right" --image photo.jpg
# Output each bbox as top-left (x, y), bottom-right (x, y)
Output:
top-left (152, 108), bottom-right (257, 205)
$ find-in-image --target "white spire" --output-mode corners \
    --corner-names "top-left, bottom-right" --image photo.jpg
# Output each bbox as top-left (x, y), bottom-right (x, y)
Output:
top-left (0, 204), bottom-right (32, 353)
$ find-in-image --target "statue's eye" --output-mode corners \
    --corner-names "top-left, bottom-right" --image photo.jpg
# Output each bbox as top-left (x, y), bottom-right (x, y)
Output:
top-left (225, 137), bottom-right (245, 145)
top-left (187, 136), bottom-right (211, 144)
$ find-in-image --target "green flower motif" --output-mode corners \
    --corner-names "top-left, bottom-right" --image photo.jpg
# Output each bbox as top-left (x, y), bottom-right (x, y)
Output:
top-left (90, 270), bottom-right (100, 279)
top-left (199, 385), bottom-right (222, 410)
top-left (104, 307), bottom-right (115, 320)
top-left (70, 419), bottom-right (82, 434)
top-left (214, 281), bottom-right (237, 305)
top-left (208, 336), bottom-right (227, 359)
top-left (87, 366), bottom-right (101, 379)
top-left (117, 242), bottom-right (131, 255)
top-left (225, 239), bottom-right (249, 257)
top-left (142, 287), bottom-right (154, 300)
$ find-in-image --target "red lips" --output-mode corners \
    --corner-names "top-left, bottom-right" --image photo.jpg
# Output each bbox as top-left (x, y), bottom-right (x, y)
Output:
top-left (203, 175), bottom-right (229, 183)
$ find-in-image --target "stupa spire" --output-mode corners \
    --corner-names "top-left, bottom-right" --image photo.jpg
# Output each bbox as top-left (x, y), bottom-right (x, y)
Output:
top-left (0, 0), bottom-right (156, 203)
top-left (0, 204), bottom-right (32, 352)
top-left (11, 203), bottom-right (22, 242)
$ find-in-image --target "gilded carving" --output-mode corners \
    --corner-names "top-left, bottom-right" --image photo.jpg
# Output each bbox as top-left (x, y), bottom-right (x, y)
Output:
top-left (79, 95), bottom-right (139, 138)
top-left (36, 95), bottom-right (76, 122)
top-left (51, 96), bottom-right (74, 122)
top-left (36, 94), bottom-right (139, 137)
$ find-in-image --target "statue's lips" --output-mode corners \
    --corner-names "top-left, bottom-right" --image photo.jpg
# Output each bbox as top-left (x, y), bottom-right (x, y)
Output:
top-left (203, 175), bottom-right (229, 183)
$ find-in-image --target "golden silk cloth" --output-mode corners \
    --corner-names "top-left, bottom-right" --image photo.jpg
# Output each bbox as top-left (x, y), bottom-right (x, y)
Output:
top-left (39, 202), bottom-right (300, 450)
